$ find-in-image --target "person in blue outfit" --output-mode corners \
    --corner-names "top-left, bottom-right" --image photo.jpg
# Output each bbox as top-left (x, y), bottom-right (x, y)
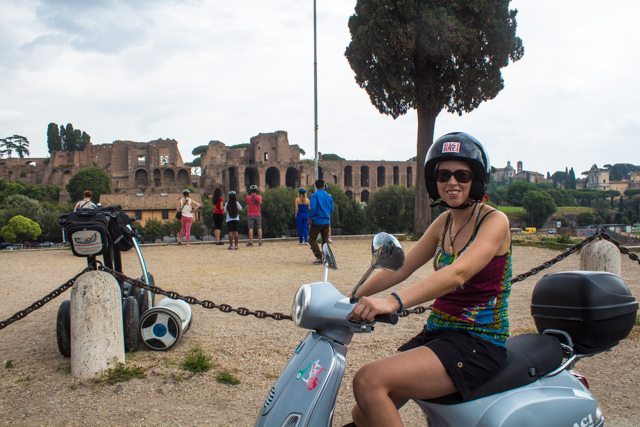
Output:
top-left (294, 187), bottom-right (311, 244)
top-left (308, 179), bottom-right (334, 263)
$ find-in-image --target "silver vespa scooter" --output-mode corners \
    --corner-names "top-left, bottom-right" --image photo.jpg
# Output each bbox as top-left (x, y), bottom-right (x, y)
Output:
top-left (256, 233), bottom-right (638, 427)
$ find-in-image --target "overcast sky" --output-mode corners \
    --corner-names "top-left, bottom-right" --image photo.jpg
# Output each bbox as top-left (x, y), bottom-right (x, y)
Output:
top-left (1, 0), bottom-right (638, 176)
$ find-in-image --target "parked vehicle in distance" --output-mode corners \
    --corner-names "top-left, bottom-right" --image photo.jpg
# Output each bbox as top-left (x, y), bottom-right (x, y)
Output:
top-left (524, 227), bottom-right (537, 234)
top-left (38, 241), bottom-right (55, 248)
top-left (5, 244), bottom-right (24, 251)
top-left (547, 229), bottom-right (557, 234)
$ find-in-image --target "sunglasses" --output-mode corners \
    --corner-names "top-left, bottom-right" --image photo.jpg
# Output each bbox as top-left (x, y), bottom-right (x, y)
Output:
top-left (435, 169), bottom-right (474, 183)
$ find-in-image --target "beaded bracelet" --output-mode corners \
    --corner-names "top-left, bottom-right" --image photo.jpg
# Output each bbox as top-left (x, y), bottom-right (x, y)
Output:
top-left (390, 291), bottom-right (404, 314)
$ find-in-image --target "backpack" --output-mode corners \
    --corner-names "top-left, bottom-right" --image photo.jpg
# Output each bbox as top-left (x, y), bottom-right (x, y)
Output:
top-left (60, 210), bottom-right (111, 257)
top-left (107, 210), bottom-right (136, 252)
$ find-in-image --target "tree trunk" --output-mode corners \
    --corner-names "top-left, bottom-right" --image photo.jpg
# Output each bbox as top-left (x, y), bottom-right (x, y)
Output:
top-left (413, 104), bottom-right (439, 234)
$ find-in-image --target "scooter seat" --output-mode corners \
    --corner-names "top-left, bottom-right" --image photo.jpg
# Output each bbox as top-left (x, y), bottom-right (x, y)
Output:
top-left (424, 333), bottom-right (563, 404)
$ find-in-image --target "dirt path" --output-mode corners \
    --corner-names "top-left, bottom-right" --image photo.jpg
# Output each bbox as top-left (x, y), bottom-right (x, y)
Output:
top-left (1, 238), bottom-right (639, 426)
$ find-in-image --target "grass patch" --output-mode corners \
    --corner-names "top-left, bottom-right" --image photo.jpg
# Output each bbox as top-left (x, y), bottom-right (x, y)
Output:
top-left (636, 314), bottom-right (640, 326)
top-left (181, 346), bottom-right (214, 374)
top-left (216, 370), bottom-right (240, 385)
top-left (4, 360), bottom-right (14, 369)
top-left (95, 362), bottom-right (146, 385)
top-left (497, 206), bottom-right (526, 215)
top-left (56, 363), bottom-right (71, 374)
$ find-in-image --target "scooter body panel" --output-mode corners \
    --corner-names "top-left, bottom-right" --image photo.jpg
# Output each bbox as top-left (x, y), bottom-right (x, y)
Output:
top-left (416, 370), bottom-right (602, 427)
top-left (256, 332), bottom-right (346, 427)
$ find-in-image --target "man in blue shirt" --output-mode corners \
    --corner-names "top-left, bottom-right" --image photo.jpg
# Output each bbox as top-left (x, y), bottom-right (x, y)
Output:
top-left (309, 179), bottom-right (334, 264)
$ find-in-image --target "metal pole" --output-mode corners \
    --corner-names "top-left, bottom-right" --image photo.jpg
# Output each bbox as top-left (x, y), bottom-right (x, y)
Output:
top-left (313, 0), bottom-right (319, 180)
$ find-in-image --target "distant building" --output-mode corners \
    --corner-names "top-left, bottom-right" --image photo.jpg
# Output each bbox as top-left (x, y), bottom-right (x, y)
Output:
top-left (99, 192), bottom-right (202, 227)
top-left (493, 161), bottom-right (516, 184)
top-left (585, 164), bottom-right (611, 190)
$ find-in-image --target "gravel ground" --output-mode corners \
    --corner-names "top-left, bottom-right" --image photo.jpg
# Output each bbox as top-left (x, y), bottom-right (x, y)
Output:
top-left (1, 237), bottom-right (639, 426)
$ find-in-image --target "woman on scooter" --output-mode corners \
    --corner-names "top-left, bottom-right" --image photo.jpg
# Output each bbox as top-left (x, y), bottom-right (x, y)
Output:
top-left (348, 132), bottom-right (512, 427)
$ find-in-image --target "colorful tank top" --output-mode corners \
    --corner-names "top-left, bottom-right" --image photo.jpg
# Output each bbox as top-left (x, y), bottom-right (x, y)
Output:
top-left (426, 210), bottom-right (512, 346)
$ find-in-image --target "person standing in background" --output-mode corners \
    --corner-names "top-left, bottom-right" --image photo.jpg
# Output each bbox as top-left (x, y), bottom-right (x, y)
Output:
top-left (308, 179), bottom-right (333, 264)
top-left (177, 189), bottom-right (200, 246)
top-left (211, 188), bottom-right (225, 245)
top-left (74, 189), bottom-right (97, 210)
top-left (294, 187), bottom-right (310, 245)
top-left (245, 184), bottom-right (263, 246)
top-left (224, 191), bottom-right (242, 250)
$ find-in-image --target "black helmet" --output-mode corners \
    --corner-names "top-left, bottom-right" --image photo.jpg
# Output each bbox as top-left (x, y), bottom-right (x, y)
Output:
top-left (249, 184), bottom-right (258, 193)
top-left (424, 132), bottom-right (490, 203)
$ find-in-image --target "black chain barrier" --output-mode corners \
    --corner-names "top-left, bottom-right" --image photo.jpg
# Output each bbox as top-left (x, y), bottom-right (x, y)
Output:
top-left (2, 227), bottom-right (639, 330)
top-left (0, 266), bottom-right (94, 330)
top-left (97, 265), bottom-right (293, 322)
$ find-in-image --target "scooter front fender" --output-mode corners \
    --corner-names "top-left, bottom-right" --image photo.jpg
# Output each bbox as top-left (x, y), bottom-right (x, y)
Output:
top-left (256, 332), bottom-right (347, 427)
top-left (416, 371), bottom-right (602, 427)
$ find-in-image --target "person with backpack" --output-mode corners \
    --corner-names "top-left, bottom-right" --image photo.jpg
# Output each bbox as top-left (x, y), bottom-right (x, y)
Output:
top-left (177, 189), bottom-right (200, 246)
top-left (224, 191), bottom-right (243, 250)
top-left (245, 184), bottom-right (263, 246)
top-left (308, 179), bottom-right (334, 264)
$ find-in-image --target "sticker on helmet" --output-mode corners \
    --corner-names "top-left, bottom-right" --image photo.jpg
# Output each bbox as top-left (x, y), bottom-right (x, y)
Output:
top-left (442, 142), bottom-right (460, 153)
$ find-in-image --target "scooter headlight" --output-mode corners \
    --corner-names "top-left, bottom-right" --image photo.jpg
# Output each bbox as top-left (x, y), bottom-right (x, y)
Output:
top-left (293, 284), bottom-right (311, 326)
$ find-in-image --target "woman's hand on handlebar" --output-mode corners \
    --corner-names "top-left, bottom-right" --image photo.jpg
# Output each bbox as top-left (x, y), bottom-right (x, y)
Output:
top-left (349, 295), bottom-right (398, 323)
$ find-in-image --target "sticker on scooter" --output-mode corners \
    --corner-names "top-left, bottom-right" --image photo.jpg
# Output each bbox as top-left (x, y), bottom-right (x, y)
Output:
top-left (573, 413), bottom-right (595, 427)
top-left (295, 359), bottom-right (325, 391)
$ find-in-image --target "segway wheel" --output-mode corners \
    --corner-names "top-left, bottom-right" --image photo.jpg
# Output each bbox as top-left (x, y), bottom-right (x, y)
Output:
top-left (56, 300), bottom-right (71, 357)
top-left (140, 307), bottom-right (182, 351)
top-left (137, 289), bottom-right (154, 317)
top-left (123, 296), bottom-right (140, 352)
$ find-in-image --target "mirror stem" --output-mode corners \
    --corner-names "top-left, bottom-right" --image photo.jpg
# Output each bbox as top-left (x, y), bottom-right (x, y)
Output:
top-left (350, 265), bottom-right (375, 303)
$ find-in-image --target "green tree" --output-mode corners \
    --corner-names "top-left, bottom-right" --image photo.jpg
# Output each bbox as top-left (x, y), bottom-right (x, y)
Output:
top-left (66, 167), bottom-right (111, 203)
top-left (0, 194), bottom-right (43, 226)
top-left (522, 190), bottom-right (556, 228)
top-left (77, 131), bottom-right (91, 151)
top-left (47, 123), bottom-right (62, 153)
top-left (261, 187), bottom-right (297, 238)
top-left (1, 135), bottom-right (30, 158)
top-left (576, 212), bottom-right (596, 227)
top-left (567, 167), bottom-right (576, 190)
top-left (140, 219), bottom-right (165, 242)
top-left (63, 123), bottom-right (77, 151)
top-left (192, 145), bottom-right (208, 156)
top-left (366, 186), bottom-right (414, 233)
top-left (0, 215), bottom-right (42, 243)
top-left (345, 1), bottom-right (523, 232)
top-left (506, 180), bottom-right (535, 206)
top-left (320, 153), bottom-right (345, 161)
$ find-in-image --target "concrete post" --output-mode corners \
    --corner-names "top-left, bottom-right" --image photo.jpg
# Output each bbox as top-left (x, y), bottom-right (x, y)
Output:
top-left (580, 239), bottom-right (621, 276)
top-left (70, 270), bottom-right (125, 379)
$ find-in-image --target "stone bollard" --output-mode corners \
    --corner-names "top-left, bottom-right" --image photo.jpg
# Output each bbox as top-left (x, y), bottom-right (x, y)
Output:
top-left (580, 239), bottom-right (621, 276)
top-left (70, 270), bottom-right (125, 379)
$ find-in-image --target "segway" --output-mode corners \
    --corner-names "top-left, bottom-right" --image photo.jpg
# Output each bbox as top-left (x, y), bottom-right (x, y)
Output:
top-left (56, 205), bottom-right (156, 356)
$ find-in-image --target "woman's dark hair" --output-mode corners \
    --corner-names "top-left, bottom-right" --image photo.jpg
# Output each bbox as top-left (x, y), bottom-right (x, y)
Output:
top-left (213, 188), bottom-right (222, 204)
top-left (227, 192), bottom-right (238, 217)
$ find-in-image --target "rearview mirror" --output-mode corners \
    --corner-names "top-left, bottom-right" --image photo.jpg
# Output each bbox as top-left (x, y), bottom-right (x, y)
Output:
top-left (371, 233), bottom-right (404, 271)
top-left (322, 243), bottom-right (337, 270)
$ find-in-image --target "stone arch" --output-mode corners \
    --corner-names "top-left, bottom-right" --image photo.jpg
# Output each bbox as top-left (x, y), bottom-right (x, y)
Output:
top-left (153, 169), bottom-right (161, 186)
top-left (62, 169), bottom-right (73, 186)
top-left (344, 166), bottom-right (353, 187)
top-left (51, 169), bottom-right (60, 185)
top-left (360, 166), bottom-right (370, 187)
top-left (244, 167), bottom-right (260, 191)
top-left (406, 166), bottom-right (413, 187)
top-left (345, 190), bottom-right (353, 199)
top-left (393, 166), bottom-right (400, 185)
top-left (227, 167), bottom-right (238, 192)
top-left (361, 189), bottom-right (370, 203)
top-left (285, 167), bottom-right (300, 188)
top-left (177, 169), bottom-right (189, 186)
top-left (134, 168), bottom-right (149, 187)
top-left (266, 167), bottom-right (280, 188)
top-left (377, 166), bottom-right (386, 187)
top-left (163, 169), bottom-right (175, 184)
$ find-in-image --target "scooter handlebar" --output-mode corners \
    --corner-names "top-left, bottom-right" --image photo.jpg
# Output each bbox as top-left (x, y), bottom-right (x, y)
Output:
top-left (375, 313), bottom-right (399, 325)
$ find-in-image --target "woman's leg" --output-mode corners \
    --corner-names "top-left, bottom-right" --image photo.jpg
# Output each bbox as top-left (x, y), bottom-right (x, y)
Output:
top-left (296, 216), bottom-right (304, 243)
top-left (214, 228), bottom-right (221, 242)
top-left (178, 217), bottom-right (187, 243)
top-left (302, 216), bottom-right (309, 242)
top-left (351, 347), bottom-right (456, 427)
top-left (184, 217), bottom-right (193, 244)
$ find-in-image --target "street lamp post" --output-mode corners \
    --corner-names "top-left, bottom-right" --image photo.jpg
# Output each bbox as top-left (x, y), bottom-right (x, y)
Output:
top-left (313, 0), bottom-right (319, 180)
